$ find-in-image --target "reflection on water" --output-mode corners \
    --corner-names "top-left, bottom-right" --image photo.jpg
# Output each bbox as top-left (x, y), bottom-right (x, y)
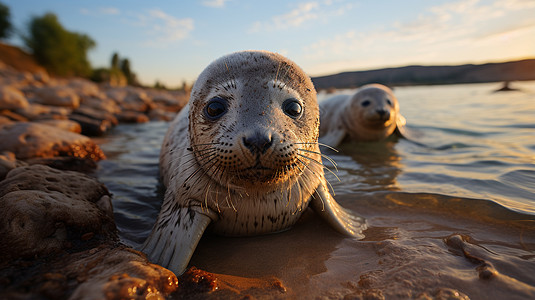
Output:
top-left (322, 139), bottom-right (402, 194)
top-left (97, 81), bottom-right (535, 298)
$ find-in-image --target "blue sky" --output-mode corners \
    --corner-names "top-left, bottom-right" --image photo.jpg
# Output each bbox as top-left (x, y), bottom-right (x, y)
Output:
top-left (5, 0), bottom-right (535, 87)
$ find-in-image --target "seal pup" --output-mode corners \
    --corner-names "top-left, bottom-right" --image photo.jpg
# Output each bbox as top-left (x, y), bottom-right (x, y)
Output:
top-left (319, 84), bottom-right (407, 146)
top-left (141, 51), bottom-right (366, 275)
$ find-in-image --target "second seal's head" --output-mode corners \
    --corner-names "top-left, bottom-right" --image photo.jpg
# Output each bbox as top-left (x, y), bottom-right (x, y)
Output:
top-left (188, 50), bottom-right (320, 190)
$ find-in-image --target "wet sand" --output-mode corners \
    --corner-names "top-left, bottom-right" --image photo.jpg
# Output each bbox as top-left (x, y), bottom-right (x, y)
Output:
top-left (189, 192), bottom-right (535, 299)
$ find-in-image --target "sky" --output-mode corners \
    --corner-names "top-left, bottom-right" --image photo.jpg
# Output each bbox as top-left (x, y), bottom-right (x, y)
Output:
top-left (5, 0), bottom-right (535, 87)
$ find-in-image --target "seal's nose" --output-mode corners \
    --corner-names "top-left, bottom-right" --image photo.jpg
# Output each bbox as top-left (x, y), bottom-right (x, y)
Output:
top-left (242, 131), bottom-right (273, 154)
top-left (376, 109), bottom-right (391, 120)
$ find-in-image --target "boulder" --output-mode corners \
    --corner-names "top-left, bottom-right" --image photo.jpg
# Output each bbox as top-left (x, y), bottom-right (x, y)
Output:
top-left (73, 105), bottom-right (119, 126)
top-left (148, 108), bottom-right (177, 121)
top-left (145, 89), bottom-right (188, 112)
top-left (117, 111), bottom-right (150, 123)
top-left (14, 103), bottom-right (71, 120)
top-left (106, 87), bottom-right (154, 112)
top-left (0, 109), bottom-right (28, 122)
top-left (81, 96), bottom-right (122, 115)
top-left (0, 122), bottom-right (106, 161)
top-left (0, 115), bottom-right (13, 125)
top-left (67, 78), bottom-right (101, 98)
top-left (68, 246), bottom-right (178, 300)
top-left (0, 165), bottom-right (115, 259)
top-left (69, 114), bottom-right (113, 136)
top-left (0, 164), bottom-right (179, 300)
top-left (0, 86), bottom-right (29, 110)
top-left (0, 151), bottom-right (26, 180)
top-left (35, 119), bottom-right (82, 133)
top-left (26, 156), bottom-right (98, 173)
top-left (0, 244), bottom-right (178, 300)
top-left (33, 86), bottom-right (81, 109)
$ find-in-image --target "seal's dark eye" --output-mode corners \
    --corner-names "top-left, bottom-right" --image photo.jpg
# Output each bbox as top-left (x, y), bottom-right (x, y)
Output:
top-left (386, 99), bottom-right (392, 106)
top-left (282, 98), bottom-right (302, 118)
top-left (361, 100), bottom-right (371, 107)
top-left (204, 97), bottom-right (228, 120)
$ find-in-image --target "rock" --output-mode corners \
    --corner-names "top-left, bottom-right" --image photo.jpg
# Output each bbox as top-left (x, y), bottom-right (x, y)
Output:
top-left (33, 86), bottom-right (81, 109)
top-left (0, 151), bottom-right (26, 181)
top-left (106, 87), bottom-right (154, 112)
top-left (26, 156), bottom-right (98, 173)
top-left (0, 122), bottom-right (106, 161)
top-left (69, 114), bottom-right (113, 136)
top-left (81, 96), bottom-right (122, 115)
top-left (0, 109), bottom-right (28, 122)
top-left (0, 163), bottom-right (179, 300)
top-left (73, 105), bottom-right (119, 126)
top-left (67, 78), bottom-right (101, 98)
top-left (35, 119), bottom-right (82, 133)
top-left (0, 86), bottom-right (29, 110)
top-left (0, 115), bottom-right (13, 125)
top-left (145, 89), bottom-right (188, 112)
top-left (14, 103), bottom-right (71, 120)
top-left (68, 246), bottom-right (178, 300)
top-left (0, 245), bottom-right (178, 300)
top-left (0, 165), bottom-right (115, 259)
top-left (33, 70), bottom-right (50, 84)
top-left (148, 108), bottom-right (177, 121)
top-left (117, 111), bottom-right (150, 123)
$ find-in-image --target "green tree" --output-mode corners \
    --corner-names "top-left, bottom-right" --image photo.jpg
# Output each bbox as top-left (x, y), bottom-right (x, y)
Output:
top-left (0, 1), bottom-right (12, 39)
top-left (24, 13), bottom-right (95, 76)
top-left (120, 58), bottom-right (137, 85)
top-left (111, 52), bottom-right (119, 69)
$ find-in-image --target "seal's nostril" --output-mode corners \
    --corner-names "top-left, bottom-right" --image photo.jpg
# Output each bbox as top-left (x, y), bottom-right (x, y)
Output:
top-left (377, 109), bottom-right (390, 119)
top-left (243, 132), bottom-right (273, 154)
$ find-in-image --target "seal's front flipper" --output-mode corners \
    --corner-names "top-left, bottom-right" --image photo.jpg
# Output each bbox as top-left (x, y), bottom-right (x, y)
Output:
top-left (141, 206), bottom-right (214, 275)
top-left (395, 114), bottom-right (408, 138)
top-left (311, 181), bottom-right (366, 239)
top-left (318, 128), bottom-right (346, 148)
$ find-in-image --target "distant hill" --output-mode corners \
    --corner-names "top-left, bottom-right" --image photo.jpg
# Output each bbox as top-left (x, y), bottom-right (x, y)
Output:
top-left (311, 59), bottom-right (535, 90)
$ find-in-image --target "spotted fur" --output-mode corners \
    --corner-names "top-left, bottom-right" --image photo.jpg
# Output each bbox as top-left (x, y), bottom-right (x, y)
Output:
top-left (142, 51), bottom-right (366, 275)
top-left (319, 84), bottom-right (406, 146)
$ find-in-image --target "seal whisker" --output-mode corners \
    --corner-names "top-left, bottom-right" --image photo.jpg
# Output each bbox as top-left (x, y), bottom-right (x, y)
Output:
top-left (203, 183), bottom-right (212, 211)
top-left (180, 151), bottom-right (216, 172)
top-left (296, 159), bottom-right (324, 199)
top-left (297, 153), bottom-right (341, 183)
top-left (143, 50), bottom-right (366, 276)
top-left (297, 148), bottom-right (338, 170)
top-left (274, 61), bottom-right (282, 88)
top-left (183, 155), bottom-right (220, 189)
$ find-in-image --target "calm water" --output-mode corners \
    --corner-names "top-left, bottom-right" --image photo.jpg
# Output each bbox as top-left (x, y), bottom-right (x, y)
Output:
top-left (96, 81), bottom-right (535, 299)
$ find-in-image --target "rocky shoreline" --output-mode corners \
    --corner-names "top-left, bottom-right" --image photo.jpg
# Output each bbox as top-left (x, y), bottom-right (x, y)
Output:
top-left (0, 59), bottom-right (190, 299)
top-left (0, 56), bottom-right (287, 299)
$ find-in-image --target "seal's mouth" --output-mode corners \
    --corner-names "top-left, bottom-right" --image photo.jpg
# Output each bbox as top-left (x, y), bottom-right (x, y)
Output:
top-left (230, 161), bottom-right (300, 185)
top-left (243, 164), bottom-right (271, 171)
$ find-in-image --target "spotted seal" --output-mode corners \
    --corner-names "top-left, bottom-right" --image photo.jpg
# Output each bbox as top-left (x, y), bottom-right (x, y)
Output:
top-left (319, 84), bottom-right (407, 146)
top-left (141, 51), bottom-right (366, 275)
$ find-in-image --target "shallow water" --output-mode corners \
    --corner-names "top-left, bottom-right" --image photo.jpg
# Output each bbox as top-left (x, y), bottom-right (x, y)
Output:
top-left (96, 81), bottom-right (535, 299)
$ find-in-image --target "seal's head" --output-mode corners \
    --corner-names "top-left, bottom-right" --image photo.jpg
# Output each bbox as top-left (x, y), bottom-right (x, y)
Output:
top-left (188, 51), bottom-right (320, 190)
top-left (348, 84), bottom-right (399, 130)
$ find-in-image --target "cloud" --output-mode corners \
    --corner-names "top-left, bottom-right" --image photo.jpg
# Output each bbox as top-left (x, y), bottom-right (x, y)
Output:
top-left (301, 0), bottom-right (535, 75)
top-left (130, 9), bottom-right (194, 46)
top-left (250, 1), bottom-right (350, 33)
top-left (100, 7), bottom-right (120, 15)
top-left (202, 0), bottom-right (231, 8)
top-left (80, 7), bottom-right (120, 16)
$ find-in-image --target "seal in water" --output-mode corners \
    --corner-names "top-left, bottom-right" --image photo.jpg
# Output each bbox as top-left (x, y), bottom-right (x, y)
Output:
top-left (141, 50), bottom-right (366, 275)
top-left (318, 83), bottom-right (407, 146)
